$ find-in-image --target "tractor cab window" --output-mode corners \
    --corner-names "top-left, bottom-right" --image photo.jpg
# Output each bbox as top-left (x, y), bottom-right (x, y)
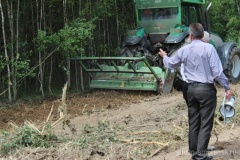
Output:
top-left (140, 9), bottom-right (152, 20)
top-left (181, 4), bottom-right (201, 25)
top-left (137, 7), bottom-right (180, 33)
top-left (139, 7), bottom-right (178, 21)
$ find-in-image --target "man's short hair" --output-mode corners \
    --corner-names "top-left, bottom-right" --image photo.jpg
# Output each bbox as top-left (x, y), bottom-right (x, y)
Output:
top-left (189, 23), bottom-right (204, 39)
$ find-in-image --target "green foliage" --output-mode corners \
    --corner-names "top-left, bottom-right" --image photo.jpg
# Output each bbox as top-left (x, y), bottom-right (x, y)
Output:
top-left (35, 30), bottom-right (49, 52)
top-left (209, 0), bottom-right (240, 43)
top-left (57, 18), bottom-right (95, 57)
top-left (0, 125), bottom-right (57, 155)
top-left (0, 54), bottom-right (34, 79)
top-left (35, 18), bottom-right (95, 58)
top-left (13, 59), bottom-right (35, 78)
top-left (0, 53), bottom-right (35, 89)
top-left (34, 18), bottom-right (95, 78)
top-left (226, 16), bottom-right (240, 44)
top-left (0, 55), bottom-right (8, 71)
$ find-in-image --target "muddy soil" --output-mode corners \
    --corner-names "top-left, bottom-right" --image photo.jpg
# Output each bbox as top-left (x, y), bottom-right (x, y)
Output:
top-left (0, 83), bottom-right (240, 160)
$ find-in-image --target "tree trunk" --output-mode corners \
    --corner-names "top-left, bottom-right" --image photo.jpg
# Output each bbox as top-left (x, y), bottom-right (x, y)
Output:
top-left (15, 0), bottom-right (20, 100)
top-left (7, 0), bottom-right (17, 101)
top-left (48, 56), bottom-right (53, 95)
top-left (74, 61), bottom-right (79, 91)
top-left (30, 0), bottom-right (38, 93)
top-left (63, 0), bottom-right (70, 87)
top-left (63, 0), bottom-right (67, 24)
top-left (80, 65), bottom-right (84, 91)
top-left (36, 0), bottom-right (44, 95)
top-left (0, 0), bottom-right (12, 102)
top-left (79, 0), bottom-right (81, 16)
top-left (115, 0), bottom-right (120, 47)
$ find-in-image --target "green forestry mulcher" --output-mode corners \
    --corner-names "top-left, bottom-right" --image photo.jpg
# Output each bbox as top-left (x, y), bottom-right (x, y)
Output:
top-left (71, 0), bottom-right (240, 94)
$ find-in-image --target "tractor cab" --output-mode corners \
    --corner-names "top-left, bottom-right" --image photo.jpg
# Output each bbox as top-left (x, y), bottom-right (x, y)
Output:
top-left (134, 0), bottom-right (205, 44)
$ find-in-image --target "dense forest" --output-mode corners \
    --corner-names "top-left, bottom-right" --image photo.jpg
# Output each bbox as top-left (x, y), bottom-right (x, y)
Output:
top-left (0, 0), bottom-right (240, 102)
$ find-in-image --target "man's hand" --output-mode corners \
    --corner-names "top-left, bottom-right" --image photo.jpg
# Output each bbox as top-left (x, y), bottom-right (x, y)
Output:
top-left (225, 89), bottom-right (232, 100)
top-left (159, 49), bottom-right (167, 58)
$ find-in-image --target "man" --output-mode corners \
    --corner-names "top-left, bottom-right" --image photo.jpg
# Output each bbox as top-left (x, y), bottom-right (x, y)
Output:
top-left (159, 23), bottom-right (232, 160)
top-left (181, 31), bottom-right (210, 105)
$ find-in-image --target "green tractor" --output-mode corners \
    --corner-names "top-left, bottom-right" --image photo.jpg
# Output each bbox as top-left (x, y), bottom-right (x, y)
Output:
top-left (72, 0), bottom-right (240, 94)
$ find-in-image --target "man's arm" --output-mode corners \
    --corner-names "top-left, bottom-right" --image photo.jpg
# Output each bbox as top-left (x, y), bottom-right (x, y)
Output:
top-left (208, 47), bottom-right (232, 100)
top-left (159, 48), bottom-right (166, 57)
top-left (159, 49), bottom-right (181, 69)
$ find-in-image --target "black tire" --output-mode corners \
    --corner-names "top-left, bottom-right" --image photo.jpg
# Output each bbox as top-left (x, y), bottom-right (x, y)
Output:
top-left (224, 47), bottom-right (240, 83)
top-left (173, 69), bottom-right (184, 91)
top-left (171, 48), bottom-right (184, 91)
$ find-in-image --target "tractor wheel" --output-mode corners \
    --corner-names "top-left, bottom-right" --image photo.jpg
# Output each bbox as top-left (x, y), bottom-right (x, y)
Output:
top-left (173, 69), bottom-right (184, 91)
top-left (224, 47), bottom-right (240, 83)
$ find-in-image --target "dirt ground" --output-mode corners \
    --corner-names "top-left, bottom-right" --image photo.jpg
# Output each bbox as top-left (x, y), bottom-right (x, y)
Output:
top-left (0, 82), bottom-right (240, 160)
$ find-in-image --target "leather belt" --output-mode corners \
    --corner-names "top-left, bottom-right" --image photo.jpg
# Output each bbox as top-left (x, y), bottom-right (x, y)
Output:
top-left (186, 82), bottom-right (214, 87)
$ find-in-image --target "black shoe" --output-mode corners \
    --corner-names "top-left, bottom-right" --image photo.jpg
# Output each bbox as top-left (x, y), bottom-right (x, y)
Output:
top-left (192, 156), bottom-right (213, 160)
top-left (204, 156), bottom-right (213, 160)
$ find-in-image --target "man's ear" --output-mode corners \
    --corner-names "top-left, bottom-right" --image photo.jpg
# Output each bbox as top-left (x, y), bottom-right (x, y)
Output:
top-left (189, 34), bottom-right (193, 41)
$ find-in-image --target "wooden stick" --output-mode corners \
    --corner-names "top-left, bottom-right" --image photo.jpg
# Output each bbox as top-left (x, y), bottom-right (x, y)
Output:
top-left (46, 105), bottom-right (53, 123)
top-left (126, 123), bottom-right (157, 129)
top-left (230, 133), bottom-right (240, 147)
top-left (213, 128), bottom-right (219, 143)
top-left (41, 125), bottom-right (46, 134)
top-left (148, 145), bottom-right (168, 158)
top-left (51, 115), bottom-right (67, 128)
top-left (82, 104), bottom-right (87, 114)
top-left (51, 117), bottom-right (64, 128)
top-left (62, 142), bottom-right (72, 150)
top-left (230, 123), bottom-right (235, 130)
top-left (215, 119), bottom-right (224, 127)
top-left (25, 121), bottom-right (42, 134)
top-left (116, 130), bottom-right (162, 136)
top-left (183, 115), bottom-right (188, 121)
top-left (129, 131), bottom-right (163, 135)
top-left (120, 139), bottom-right (168, 146)
top-left (173, 125), bottom-right (183, 130)
top-left (7, 120), bottom-right (18, 129)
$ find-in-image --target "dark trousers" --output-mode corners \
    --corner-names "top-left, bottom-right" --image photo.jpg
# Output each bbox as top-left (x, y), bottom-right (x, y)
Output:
top-left (183, 83), bottom-right (216, 160)
top-left (183, 82), bottom-right (188, 105)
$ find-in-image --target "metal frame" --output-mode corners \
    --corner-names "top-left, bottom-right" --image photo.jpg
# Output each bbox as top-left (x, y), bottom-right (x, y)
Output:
top-left (70, 57), bottom-right (165, 92)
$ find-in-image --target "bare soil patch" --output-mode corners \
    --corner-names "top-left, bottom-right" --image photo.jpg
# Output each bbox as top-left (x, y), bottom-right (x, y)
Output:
top-left (0, 83), bottom-right (240, 160)
top-left (0, 90), bottom-right (153, 130)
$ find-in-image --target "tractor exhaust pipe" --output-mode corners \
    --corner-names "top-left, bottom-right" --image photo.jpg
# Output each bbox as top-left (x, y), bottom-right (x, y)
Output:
top-left (205, 2), bottom-right (212, 33)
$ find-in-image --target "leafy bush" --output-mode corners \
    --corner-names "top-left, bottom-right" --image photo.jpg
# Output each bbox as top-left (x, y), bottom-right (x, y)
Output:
top-left (0, 125), bottom-right (57, 155)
